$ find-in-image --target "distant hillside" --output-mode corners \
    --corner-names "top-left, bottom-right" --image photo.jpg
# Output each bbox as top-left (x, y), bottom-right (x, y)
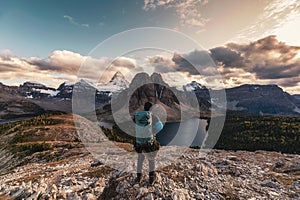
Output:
top-left (0, 113), bottom-right (83, 173)
top-left (0, 90), bottom-right (45, 121)
top-left (293, 94), bottom-right (300, 100)
top-left (225, 84), bottom-right (300, 116)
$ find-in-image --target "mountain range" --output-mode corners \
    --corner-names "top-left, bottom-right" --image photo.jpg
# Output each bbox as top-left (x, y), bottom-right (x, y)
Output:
top-left (0, 71), bottom-right (300, 122)
top-left (0, 75), bottom-right (299, 199)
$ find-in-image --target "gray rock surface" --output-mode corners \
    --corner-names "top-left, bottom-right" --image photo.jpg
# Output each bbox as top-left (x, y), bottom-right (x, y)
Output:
top-left (0, 149), bottom-right (299, 199)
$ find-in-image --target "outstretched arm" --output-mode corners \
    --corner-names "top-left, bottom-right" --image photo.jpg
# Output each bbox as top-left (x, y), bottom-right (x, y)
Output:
top-left (152, 114), bottom-right (163, 135)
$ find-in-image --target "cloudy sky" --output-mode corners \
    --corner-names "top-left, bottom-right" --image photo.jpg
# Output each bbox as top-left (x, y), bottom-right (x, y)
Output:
top-left (0, 0), bottom-right (300, 93)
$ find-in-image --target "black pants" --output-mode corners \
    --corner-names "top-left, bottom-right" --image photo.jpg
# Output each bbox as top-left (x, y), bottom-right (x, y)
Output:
top-left (137, 154), bottom-right (155, 173)
top-left (134, 140), bottom-right (160, 173)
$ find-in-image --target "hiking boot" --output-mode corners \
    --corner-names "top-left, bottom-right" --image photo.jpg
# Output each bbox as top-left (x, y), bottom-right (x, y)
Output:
top-left (134, 173), bottom-right (142, 184)
top-left (149, 171), bottom-right (156, 186)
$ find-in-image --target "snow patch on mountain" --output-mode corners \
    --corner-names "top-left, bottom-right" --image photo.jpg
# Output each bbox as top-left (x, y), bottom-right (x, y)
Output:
top-left (182, 81), bottom-right (206, 91)
top-left (33, 88), bottom-right (59, 97)
top-left (96, 71), bottom-right (129, 92)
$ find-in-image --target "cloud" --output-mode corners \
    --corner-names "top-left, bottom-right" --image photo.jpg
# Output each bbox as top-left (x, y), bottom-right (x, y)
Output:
top-left (206, 35), bottom-right (300, 93)
top-left (208, 36), bottom-right (300, 80)
top-left (143, 0), bottom-right (209, 27)
top-left (146, 35), bottom-right (300, 93)
top-left (237, 0), bottom-right (300, 41)
top-left (1, 35), bottom-right (300, 93)
top-left (210, 47), bottom-right (245, 68)
top-left (98, 56), bottom-right (139, 82)
top-left (146, 50), bottom-right (217, 76)
top-left (63, 15), bottom-right (89, 28)
top-left (0, 50), bottom-right (141, 87)
top-left (172, 50), bottom-right (217, 76)
top-left (225, 35), bottom-right (300, 79)
top-left (28, 50), bottom-right (86, 74)
top-left (276, 76), bottom-right (300, 87)
top-left (146, 54), bottom-right (176, 73)
top-left (29, 52), bottom-right (139, 82)
top-left (0, 50), bottom-right (84, 87)
top-left (111, 57), bottom-right (137, 69)
top-left (0, 49), bottom-right (13, 61)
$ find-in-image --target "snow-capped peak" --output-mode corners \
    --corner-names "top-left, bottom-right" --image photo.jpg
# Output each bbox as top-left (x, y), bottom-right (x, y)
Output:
top-left (183, 81), bottom-right (206, 91)
top-left (108, 71), bottom-right (129, 88)
top-left (110, 71), bottom-right (124, 80)
top-left (95, 72), bottom-right (129, 92)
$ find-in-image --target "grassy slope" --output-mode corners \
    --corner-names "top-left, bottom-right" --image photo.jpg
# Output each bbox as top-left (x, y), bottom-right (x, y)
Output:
top-left (0, 113), bottom-right (84, 172)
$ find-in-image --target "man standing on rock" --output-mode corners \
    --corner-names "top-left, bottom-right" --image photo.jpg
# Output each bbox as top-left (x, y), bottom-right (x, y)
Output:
top-left (133, 102), bottom-right (163, 186)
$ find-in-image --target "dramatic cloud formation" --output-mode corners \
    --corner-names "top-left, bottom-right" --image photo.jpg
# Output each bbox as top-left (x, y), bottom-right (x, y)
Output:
top-left (172, 51), bottom-right (217, 76)
top-left (215, 35), bottom-right (300, 79)
top-left (210, 47), bottom-right (245, 68)
top-left (0, 50), bottom-right (138, 87)
top-left (212, 35), bottom-right (300, 92)
top-left (143, 0), bottom-right (209, 27)
top-left (147, 50), bottom-right (217, 76)
top-left (146, 51), bottom-right (224, 89)
top-left (0, 35), bottom-right (299, 93)
top-left (63, 15), bottom-right (89, 28)
top-left (146, 35), bottom-right (300, 93)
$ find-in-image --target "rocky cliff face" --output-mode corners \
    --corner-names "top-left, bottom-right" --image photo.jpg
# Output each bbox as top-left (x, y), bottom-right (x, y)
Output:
top-left (18, 82), bottom-right (58, 99)
top-left (128, 72), bottom-right (180, 112)
top-left (105, 72), bottom-right (210, 123)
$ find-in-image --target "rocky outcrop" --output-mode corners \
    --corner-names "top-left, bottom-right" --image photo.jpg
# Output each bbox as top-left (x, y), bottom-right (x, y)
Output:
top-left (0, 149), bottom-right (299, 199)
top-left (105, 72), bottom-right (210, 123)
top-left (18, 82), bottom-right (57, 99)
top-left (128, 72), bottom-right (181, 113)
top-left (101, 149), bottom-right (300, 199)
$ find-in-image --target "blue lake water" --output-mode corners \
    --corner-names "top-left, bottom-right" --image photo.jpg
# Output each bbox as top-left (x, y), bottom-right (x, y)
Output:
top-left (156, 118), bottom-right (208, 147)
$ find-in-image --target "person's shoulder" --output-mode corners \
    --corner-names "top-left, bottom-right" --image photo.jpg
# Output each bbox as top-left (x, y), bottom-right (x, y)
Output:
top-left (135, 110), bottom-right (145, 114)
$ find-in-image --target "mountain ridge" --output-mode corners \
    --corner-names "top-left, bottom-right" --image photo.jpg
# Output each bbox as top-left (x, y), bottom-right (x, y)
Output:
top-left (1, 72), bottom-right (300, 121)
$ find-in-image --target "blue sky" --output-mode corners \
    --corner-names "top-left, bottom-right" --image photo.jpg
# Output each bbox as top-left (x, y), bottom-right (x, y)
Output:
top-left (0, 0), bottom-right (177, 57)
top-left (0, 0), bottom-right (274, 57)
top-left (0, 0), bottom-right (300, 94)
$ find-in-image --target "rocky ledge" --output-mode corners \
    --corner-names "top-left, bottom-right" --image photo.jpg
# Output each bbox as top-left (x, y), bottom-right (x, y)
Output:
top-left (0, 149), bottom-right (299, 199)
